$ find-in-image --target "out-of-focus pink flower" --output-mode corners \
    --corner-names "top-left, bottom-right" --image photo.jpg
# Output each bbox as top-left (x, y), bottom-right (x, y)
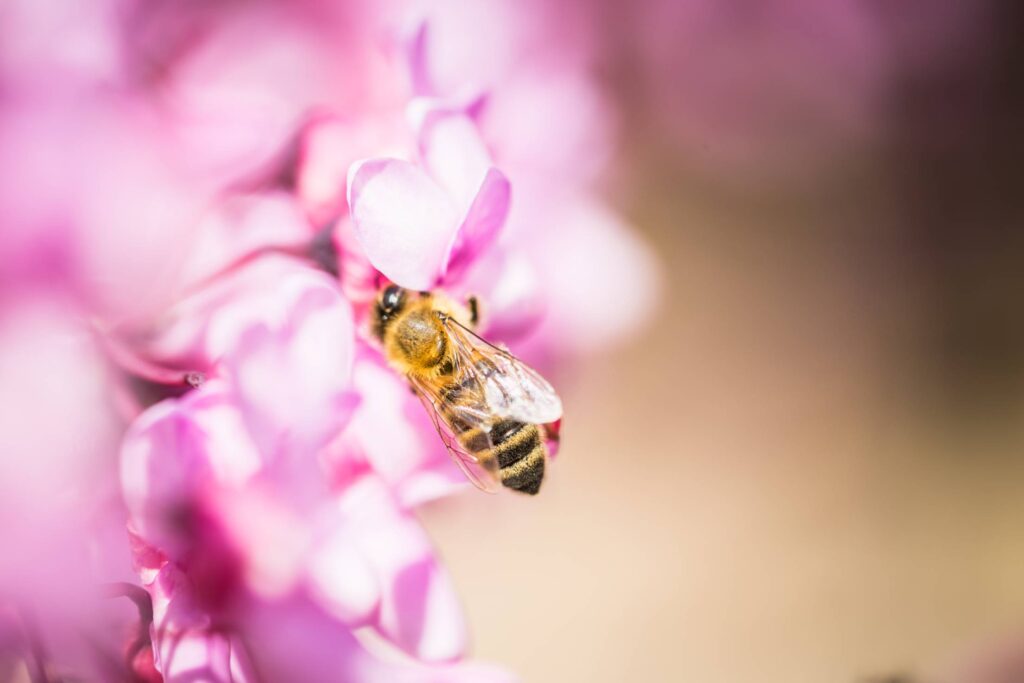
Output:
top-left (632, 0), bottom-right (882, 179)
top-left (120, 269), bottom-right (493, 678)
top-left (122, 386), bottom-right (488, 676)
top-left (335, 13), bottom-right (654, 356)
top-left (116, 0), bottom-right (393, 183)
top-left (0, 97), bottom-right (210, 321)
top-left (347, 109), bottom-right (510, 290)
top-left (138, 555), bottom-right (513, 683)
top-left (618, 0), bottom-right (999, 184)
top-left (324, 345), bottom-right (469, 508)
top-left (935, 632), bottom-right (1024, 683)
top-left (0, 293), bottom-right (141, 680)
top-left (1, 1), bottom-right (657, 680)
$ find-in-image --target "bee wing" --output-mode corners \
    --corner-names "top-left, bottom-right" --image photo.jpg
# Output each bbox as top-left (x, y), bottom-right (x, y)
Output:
top-left (407, 372), bottom-right (502, 493)
top-left (442, 317), bottom-right (563, 425)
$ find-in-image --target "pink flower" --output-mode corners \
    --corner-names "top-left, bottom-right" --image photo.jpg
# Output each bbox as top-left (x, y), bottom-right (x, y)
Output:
top-left (121, 388), bottom-right (492, 677)
top-left (1, 1), bottom-right (657, 680)
top-left (333, 15), bottom-right (656, 359)
top-left (0, 95), bottom-right (212, 321)
top-left (323, 345), bottom-right (469, 507)
top-left (119, 269), bottom-right (504, 678)
top-left (347, 108), bottom-right (510, 291)
top-left (0, 293), bottom-right (142, 680)
top-left (615, 0), bottom-right (999, 183)
top-left (140, 558), bottom-right (514, 683)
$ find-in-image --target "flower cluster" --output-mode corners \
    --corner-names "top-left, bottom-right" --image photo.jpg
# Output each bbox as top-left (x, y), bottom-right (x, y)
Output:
top-left (0, 1), bottom-right (655, 681)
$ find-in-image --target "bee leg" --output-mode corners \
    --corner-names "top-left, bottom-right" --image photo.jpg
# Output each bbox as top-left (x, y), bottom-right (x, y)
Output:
top-left (467, 295), bottom-right (480, 329)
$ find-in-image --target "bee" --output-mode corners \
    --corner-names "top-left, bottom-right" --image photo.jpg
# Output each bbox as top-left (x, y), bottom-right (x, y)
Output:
top-left (371, 285), bottom-right (562, 494)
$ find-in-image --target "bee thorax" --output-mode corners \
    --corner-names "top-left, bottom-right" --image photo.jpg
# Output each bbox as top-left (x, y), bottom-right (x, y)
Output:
top-left (388, 310), bottom-right (447, 369)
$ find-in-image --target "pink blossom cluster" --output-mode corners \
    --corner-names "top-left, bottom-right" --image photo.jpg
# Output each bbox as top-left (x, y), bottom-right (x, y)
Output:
top-left (0, 1), bottom-right (654, 681)
top-left (619, 0), bottom-right (998, 184)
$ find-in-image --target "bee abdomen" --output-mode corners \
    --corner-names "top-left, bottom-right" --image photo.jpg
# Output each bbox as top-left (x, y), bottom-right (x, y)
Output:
top-left (488, 421), bottom-right (537, 467)
top-left (489, 421), bottom-right (546, 495)
top-left (454, 419), bottom-right (547, 495)
top-left (500, 446), bottom-right (545, 495)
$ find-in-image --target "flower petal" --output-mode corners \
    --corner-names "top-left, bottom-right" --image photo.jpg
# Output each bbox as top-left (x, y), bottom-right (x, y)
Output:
top-left (325, 351), bottom-right (467, 508)
top-left (452, 247), bottom-right (544, 340)
top-left (176, 193), bottom-right (313, 290)
top-left (227, 276), bottom-right (357, 461)
top-left (530, 198), bottom-right (660, 353)
top-left (347, 158), bottom-right (460, 290)
top-left (443, 166), bottom-right (510, 282)
top-left (146, 563), bottom-right (258, 683)
top-left (241, 594), bottom-right (515, 683)
top-left (338, 476), bottom-right (467, 661)
top-left (296, 115), bottom-right (407, 226)
top-left (305, 523), bottom-right (381, 626)
top-left (403, 19), bottom-right (433, 96)
top-left (416, 110), bottom-right (492, 214)
top-left (120, 385), bottom-right (264, 562)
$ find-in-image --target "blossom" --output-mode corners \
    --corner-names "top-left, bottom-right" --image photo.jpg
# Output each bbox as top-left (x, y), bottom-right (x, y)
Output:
top-left (119, 266), bottom-right (513, 679)
top-left (347, 109), bottom-right (510, 291)
top-left (612, 0), bottom-right (999, 184)
top-left (0, 1), bottom-right (657, 680)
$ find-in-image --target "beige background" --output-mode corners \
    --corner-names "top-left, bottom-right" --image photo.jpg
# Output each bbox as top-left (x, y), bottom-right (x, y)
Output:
top-left (422, 180), bottom-right (1024, 681)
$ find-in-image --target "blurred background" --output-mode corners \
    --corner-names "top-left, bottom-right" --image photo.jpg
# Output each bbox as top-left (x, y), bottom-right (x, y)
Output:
top-left (2, 0), bottom-right (1022, 681)
top-left (424, 2), bottom-right (1024, 681)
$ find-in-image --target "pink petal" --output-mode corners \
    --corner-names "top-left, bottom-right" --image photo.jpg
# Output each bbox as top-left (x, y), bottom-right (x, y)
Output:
top-left (142, 199), bottom-right (332, 370)
top-left (241, 595), bottom-right (515, 683)
top-left (0, 296), bottom-right (118, 539)
top-left (451, 247), bottom-right (544, 340)
top-left (443, 167), bottom-right (510, 282)
top-left (411, 107), bottom-right (510, 282)
top-left (120, 398), bottom-right (210, 551)
top-left (338, 477), bottom-right (467, 661)
top-left (146, 563), bottom-right (258, 683)
top-left (481, 68), bottom-right (614, 186)
top-left (416, 110), bottom-right (492, 213)
top-left (120, 383), bottom-right (263, 554)
top-left (296, 117), bottom-right (359, 225)
top-left (210, 488), bottom-right (312, 599)
top-left (347, 158), bottom-right (460, 290)
top-left (403, 20), bottom-right (433, 96)
top-left (296, 115), bottom-right (407, 226)
top-left (305, 524), bottom-right (381, 626)
top-left (227, 278), bottom-right (357, 461)
top-left (325, 350), bottom-right (467, 508)
top-left (162, 8), bottom-right (357, 184)
top-left (530, 198), bottom-right (660, 354)
top-left (175, 193), bottom-right (314, 291)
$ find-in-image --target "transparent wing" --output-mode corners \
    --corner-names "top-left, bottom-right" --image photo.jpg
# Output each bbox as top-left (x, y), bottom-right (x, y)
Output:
top-left (407, 372), bottom-right (501, 493)
top-left (442, 317), bottom-right (563, 425)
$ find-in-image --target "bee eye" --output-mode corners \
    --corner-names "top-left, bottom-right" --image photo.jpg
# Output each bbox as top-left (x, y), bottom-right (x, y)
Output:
top-left (381, 285), bottom-right (404, 313)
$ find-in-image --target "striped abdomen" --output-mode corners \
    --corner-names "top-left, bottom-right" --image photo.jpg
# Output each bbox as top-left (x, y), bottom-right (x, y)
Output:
top-left (433, 359), bottom-right (547, 495)
top-left (466, 420), bottom-right (546, 495)
top-left (439, 401), bottom-right (546, 495)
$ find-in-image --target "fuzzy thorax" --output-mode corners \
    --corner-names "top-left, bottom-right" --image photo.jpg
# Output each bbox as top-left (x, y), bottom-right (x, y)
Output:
top-left (383, 307), bottom-right (448, 374)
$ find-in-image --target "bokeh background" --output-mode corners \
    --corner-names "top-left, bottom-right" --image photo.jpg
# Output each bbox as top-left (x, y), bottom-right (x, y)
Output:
top-left (423, 2), bottom-right (1024, 681)
top-left (2, 0), bottom-right (1022, 681)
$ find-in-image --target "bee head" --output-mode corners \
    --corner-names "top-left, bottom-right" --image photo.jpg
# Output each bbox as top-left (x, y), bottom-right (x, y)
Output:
top-left (372, 284), bottom-right (408, 340)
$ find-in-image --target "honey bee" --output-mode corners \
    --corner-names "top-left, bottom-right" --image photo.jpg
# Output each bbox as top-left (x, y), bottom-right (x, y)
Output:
top-left (371, 285), bottom-right (562, 494)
